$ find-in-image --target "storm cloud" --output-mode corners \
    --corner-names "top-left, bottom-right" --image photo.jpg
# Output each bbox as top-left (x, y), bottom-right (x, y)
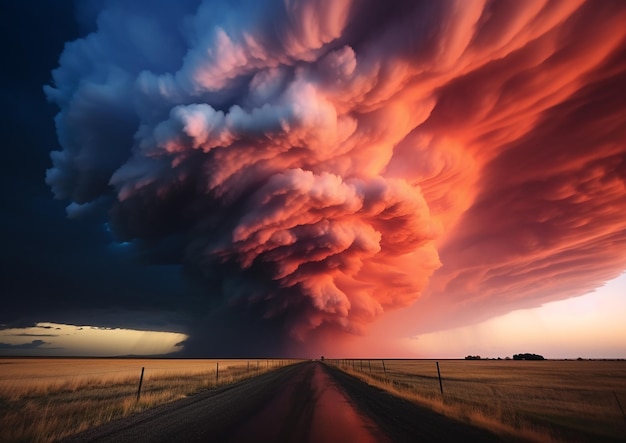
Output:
top-left (43, 0), bottom-right (626, 354)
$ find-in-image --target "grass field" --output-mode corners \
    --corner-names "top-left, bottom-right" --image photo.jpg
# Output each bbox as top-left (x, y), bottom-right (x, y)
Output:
top-left (328, 359), bottom-right (626, 442)
top-left (0, 358), bottom-right (296, 443)
top-left (3, 358), bottom-right (625, 442)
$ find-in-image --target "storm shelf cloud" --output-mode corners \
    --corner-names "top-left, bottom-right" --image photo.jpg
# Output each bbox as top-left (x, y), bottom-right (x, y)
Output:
top-left (40, 0), bottom-right (626, 355)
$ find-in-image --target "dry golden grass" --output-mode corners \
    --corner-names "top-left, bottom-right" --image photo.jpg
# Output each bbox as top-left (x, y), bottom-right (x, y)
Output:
top-left (328, 359), bottom-right (626, 443)
top-left (0, 358), bottom-right (297, 443)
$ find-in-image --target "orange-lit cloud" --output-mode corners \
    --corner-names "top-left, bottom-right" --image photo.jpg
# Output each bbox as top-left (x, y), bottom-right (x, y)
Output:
top-left (45, 0), bottom-right (626, 353)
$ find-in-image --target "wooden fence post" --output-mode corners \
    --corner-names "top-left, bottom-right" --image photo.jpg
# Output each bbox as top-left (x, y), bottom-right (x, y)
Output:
top-left (614, 391), bottom-right (626, 423)
top-left (216, 362), bottom-right (219, 385)
top-left (136, 367), bottom-right (145, 401)
top-left (368, 360), bottom-right (372, 374)
top-left (436, 361), bottom-right (444, 395)
top-left (382, 359), bottom-right (387, 376)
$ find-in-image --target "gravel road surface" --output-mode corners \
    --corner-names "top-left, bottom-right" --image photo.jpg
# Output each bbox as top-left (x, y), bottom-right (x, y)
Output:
top-left (60, 361), bottom-right (504, 442)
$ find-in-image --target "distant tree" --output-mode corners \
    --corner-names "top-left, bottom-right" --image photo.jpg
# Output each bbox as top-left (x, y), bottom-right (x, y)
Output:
top-left (513, 353), bottom-right (545, 360)
top-left (320, 356), bottom-right (325, 361)
top-left (465, 355), bottom-right (481, 360)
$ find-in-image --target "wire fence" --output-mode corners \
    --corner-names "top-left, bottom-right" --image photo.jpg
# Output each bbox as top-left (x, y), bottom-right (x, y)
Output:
top-left (0, 358), bottom-right (300, 443)
top-left (325, 358), bottom-right (626, 442)
top-left (0, 358), bottom-right (297, 402)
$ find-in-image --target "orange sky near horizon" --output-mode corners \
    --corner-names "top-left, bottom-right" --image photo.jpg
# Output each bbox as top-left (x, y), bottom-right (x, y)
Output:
top-left (1, 273), bottom-right (623, 358)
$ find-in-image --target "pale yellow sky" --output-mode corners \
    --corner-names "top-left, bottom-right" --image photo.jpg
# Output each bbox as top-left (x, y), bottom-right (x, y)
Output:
top-left (0, 323), bottom-right (187, 356)
top-left (409, 273), bottom-right (626, 359)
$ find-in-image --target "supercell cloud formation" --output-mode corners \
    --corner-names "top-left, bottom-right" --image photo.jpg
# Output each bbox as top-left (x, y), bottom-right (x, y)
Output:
top-left (46, 0), bottom-right (626, 352)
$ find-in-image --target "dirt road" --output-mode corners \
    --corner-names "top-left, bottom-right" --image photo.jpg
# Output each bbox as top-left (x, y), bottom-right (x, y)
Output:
top-left (61, 361), bottom-right (504, 442)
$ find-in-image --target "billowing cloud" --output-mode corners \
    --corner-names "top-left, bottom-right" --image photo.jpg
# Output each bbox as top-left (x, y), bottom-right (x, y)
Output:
top-left (45, 0), bottom-right (626, 353)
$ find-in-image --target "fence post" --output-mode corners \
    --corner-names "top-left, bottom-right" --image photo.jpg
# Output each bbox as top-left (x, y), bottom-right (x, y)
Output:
top-left (136, 367), bottom-right (145, 401)
top-left (216, 362), bottom-right (219, 385)
top-left (382, 360), bottom-right (387, 376)
top-left (614, 391), bottom-right (626, 423)
top-left (247, 361), bottom-right (250, 373)
top-left (369, 360), bottom-right (372, 375)
top-left (436, 361), bottom-right (444, 395)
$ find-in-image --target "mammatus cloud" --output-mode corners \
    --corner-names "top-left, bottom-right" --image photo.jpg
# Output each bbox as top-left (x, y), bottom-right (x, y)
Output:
top-left (46, 0), bottom-right (626, 352)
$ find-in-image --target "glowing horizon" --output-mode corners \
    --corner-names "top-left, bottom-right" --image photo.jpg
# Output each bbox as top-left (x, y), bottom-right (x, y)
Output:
top-left (2, 273), bottom-right (624, 358)
top-left (0, 323), bottom-right (187, 357)
top-left (408, 273), bottom-right (626, 360)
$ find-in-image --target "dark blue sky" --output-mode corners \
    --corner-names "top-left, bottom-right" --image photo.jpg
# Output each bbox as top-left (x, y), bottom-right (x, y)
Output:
top-left (0, 1), bottom-right (192, 335)
top-left (0, 1), bottom-right (319, 357)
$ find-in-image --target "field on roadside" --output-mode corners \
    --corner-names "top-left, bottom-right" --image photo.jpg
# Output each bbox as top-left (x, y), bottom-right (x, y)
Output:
top-left (0, 358), bottom-right (297, 443)
top-left (327, 359), bottom-right (626, 442)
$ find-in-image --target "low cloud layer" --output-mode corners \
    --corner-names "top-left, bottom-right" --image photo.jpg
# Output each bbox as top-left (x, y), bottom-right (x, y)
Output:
top-left (44, 0), bottom-right (626, 354)
top-left (0, 340), bottom-right (48, 350)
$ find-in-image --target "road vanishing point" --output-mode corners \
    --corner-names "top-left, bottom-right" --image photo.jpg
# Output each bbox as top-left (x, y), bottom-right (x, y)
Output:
top-left (61, 361), bottom-right (504, 442)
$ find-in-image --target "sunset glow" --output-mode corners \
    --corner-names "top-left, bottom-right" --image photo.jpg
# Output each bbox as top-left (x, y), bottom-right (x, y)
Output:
top-left (2, 0), bottom-right (625, 357)
top-left (410, 273), bottom-right (626, 359)
top-left (0, 323), bottom-right (187, 357)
